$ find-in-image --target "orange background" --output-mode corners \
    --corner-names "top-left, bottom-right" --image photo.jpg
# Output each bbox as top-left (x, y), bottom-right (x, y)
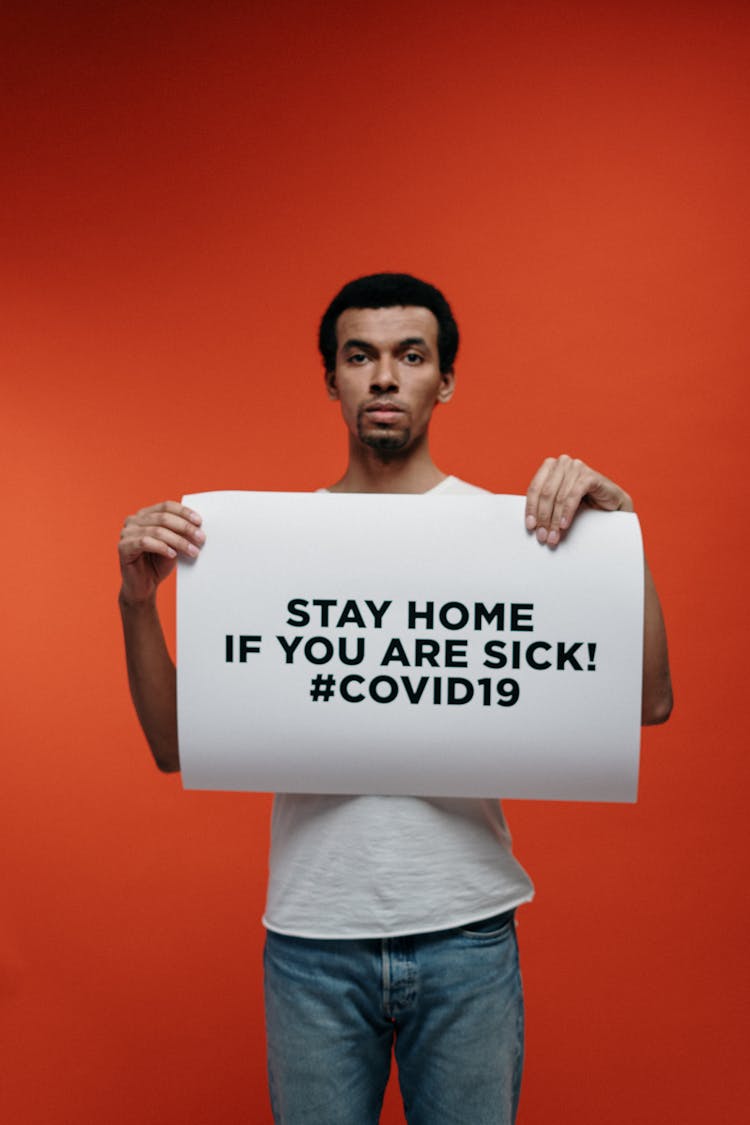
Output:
top-left (1, 3), bottom-right (748, 1122)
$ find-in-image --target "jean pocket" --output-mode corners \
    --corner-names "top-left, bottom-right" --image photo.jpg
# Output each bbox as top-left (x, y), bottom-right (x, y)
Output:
top-left (458, 909), bottom-right (515, 939)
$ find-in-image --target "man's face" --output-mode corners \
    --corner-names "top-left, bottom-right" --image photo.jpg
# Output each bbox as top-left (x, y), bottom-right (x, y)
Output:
top-left (325, 306), bottom-right (455, 455)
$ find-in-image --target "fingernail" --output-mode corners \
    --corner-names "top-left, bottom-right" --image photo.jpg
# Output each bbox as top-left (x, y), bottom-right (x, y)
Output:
top-left (548, 529), bottom-right (559, 546)
top-left (525, 515), bottom-right (536, 530)
top-left (188, 510), bottom-right (202, 524)
top-left (194, 529), bottom-right (206, 543)
top-left (187, 543), bottom-right (200, 557)
top-left (536, 527), bottom-right (548, 543)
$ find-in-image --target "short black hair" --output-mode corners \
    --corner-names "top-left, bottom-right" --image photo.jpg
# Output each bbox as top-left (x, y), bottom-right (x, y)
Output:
top-left (318, 273), bottom-right (459, 375)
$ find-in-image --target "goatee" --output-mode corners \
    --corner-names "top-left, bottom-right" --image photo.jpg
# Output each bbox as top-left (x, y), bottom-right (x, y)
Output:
top-left (359, 427), bottom-right (411, 453)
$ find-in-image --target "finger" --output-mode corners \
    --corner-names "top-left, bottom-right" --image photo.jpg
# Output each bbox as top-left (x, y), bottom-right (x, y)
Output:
top-left (118, 530), bottom-right (176, 567)
top-left (527, 456), bottom-right (571, 541)
top-left (135, 501), bottom-right (202, 526)
top-left (119, 524), bottom-right (203, 564)
top-left (129, 508), bottom-right (206, 546)
top-left (139, 534), bottom-right (179, 560)
top-left (547, 460), bottom-right (594, 545)
top-left (139, 525), bottom-right (203, 558)
top-left (525, 457), bottom-right (558, 529)
top-left (121, 505), bottom-right (206, 560)
top-left (550, 467), bottom-right (631, 533)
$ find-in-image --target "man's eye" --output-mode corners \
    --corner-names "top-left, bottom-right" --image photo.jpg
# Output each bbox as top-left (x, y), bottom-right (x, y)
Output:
top-left (348, 353), bottom-right (368, 365)
top-left (404, 352), bottom-right (423, 364)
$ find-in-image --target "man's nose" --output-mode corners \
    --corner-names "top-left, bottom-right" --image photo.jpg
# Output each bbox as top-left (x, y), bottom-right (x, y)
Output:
top-left (370, 357), bottom-right (399, 392)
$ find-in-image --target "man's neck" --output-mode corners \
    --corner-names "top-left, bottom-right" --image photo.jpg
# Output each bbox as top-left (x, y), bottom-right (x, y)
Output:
top-left (327, 440), bottom-right (447, 494)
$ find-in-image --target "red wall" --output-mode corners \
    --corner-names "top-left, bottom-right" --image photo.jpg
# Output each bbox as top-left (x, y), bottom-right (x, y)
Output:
top-left (2, 3), bottom-right (748, 1122)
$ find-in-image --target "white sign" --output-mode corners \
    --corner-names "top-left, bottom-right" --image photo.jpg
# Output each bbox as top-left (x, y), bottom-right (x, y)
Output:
top-left (177, 491), bottom-right (644, 801)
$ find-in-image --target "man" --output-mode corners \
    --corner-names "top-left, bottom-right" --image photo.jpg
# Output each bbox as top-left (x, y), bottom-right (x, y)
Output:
top-left (118, 273), bottom-right (672, 1124)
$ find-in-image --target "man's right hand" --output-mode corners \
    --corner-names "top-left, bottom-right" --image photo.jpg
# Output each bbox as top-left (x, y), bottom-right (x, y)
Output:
top-left (118, 501), bottom-right (205, 606)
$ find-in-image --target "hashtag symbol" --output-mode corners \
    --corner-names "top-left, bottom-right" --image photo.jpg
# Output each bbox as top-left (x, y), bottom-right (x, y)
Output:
top-left (310, 673), bottom-right (336, 702)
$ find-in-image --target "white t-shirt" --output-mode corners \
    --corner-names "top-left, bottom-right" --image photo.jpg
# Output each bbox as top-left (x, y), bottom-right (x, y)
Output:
top-left (262, 476), bottom-right (534, 938)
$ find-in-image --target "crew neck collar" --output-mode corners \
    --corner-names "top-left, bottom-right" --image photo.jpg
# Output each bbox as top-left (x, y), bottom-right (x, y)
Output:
top-left (321, 475), bottom-right (455, 496)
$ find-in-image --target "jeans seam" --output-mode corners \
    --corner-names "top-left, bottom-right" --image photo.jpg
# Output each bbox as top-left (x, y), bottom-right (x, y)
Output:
top-left (381, 938), bottom-right (392, 1019)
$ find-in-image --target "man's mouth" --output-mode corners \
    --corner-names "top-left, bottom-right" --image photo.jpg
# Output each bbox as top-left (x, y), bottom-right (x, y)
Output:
top-left (363, 402), bottom-right (405, 423)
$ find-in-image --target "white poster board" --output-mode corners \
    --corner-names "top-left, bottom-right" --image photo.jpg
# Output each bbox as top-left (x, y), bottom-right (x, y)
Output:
top-left (177, 491), bottom-right (644, 801)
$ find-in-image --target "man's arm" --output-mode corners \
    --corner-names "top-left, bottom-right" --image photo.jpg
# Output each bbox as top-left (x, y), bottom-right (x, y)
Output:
top-left (525, 455), bottom-right (673, 726)
top-left (118, 501), bottom-right (205, 771)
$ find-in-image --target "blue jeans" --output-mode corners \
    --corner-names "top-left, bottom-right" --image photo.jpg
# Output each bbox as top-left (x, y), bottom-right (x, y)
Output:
top-left (263, 910), bottom-right (524, 1124)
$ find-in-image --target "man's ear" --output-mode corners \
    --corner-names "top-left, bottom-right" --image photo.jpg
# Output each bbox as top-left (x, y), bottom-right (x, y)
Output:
top-left (436, 369), bottom-right (456, 404)
top-left (325, 370), bottom-right (339, 400)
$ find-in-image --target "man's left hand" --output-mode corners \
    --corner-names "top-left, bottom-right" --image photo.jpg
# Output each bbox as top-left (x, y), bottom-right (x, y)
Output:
top-left (525, 455), bottom-right (634, 547)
